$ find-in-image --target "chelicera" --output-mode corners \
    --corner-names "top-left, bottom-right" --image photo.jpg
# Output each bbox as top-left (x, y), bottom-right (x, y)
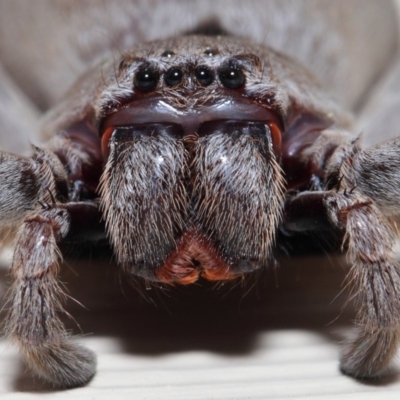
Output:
top-left (2, 35), bottom-right (400, 387)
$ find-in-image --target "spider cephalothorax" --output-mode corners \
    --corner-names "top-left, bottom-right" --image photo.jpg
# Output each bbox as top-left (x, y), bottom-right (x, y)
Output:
top-left (2, 35), bottom-right (400, 387)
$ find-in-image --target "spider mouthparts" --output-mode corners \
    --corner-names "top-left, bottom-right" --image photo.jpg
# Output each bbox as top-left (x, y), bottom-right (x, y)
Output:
top-left (101, 97), bottom-right (285, 286)
top-left (154, 229), bottom-right (243, 285)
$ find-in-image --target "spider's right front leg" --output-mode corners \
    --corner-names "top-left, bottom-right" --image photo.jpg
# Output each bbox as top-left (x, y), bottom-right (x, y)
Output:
top-left (5, 205), bottom-right (97, 387)
top-left (0, 146), bottom-right (103, 387)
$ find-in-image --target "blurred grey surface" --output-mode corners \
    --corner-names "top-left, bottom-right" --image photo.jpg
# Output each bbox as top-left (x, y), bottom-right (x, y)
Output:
top-left (0, 0), bottom-right (397, 111)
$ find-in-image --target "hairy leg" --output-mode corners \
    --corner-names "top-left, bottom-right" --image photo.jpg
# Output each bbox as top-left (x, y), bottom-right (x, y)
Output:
top-left (5, 202), bottom-right (102, 387)
top-left (0, 149), bottom-right (66, 226)
top-left (284, 136), bottom-right (400, 378)
top-left (329, 139), bottom-right (400, 378)
top-left (326, 191), bottom-right (400, 378)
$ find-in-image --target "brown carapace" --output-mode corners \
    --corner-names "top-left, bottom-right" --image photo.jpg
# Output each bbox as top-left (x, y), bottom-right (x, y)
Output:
top-left (2, 35), bottom-right (400, 387)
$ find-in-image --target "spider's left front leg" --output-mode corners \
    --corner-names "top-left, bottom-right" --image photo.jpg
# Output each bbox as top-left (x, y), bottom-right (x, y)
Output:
top-left (329, 137), bottom-right (400, 378)
top-left (284, 136), bottom-right (400, 378)
top-left (325, 187), bottom-right (400, 379)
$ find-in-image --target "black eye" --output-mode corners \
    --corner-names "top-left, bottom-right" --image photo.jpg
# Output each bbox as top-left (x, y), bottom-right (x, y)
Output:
top-left (204, 48), bottom-right (218, 57)
top-left (161, 50), bottom-right (175, 58)
top-left (134, 65), bottom-right (159, 92)
top-left (165, 67), bottom-right (183, 87)
top-left (218, 62), bottom-right (245, 89)
top-left (195, 66), bottom-right (214, 86)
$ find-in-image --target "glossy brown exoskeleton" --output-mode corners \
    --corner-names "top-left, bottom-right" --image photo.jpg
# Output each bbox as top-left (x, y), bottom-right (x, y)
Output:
top-left (2, 35), bottom-right (400, 387)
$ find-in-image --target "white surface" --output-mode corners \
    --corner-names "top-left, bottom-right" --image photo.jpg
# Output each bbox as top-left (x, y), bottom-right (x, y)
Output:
top-left (2, 331), bottom-right (400, 400)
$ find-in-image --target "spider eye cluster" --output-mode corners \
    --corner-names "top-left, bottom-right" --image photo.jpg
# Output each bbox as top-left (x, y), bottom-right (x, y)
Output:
top-left (133, 58), bottom-right (246, 92)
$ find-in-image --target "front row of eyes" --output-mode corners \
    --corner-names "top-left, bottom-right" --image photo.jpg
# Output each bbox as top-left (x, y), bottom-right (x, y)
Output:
top-left (134, 62), bottom-right (246, 92)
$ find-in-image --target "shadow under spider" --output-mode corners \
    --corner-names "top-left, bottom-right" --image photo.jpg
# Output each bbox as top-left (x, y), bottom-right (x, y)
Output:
top-left (1, 246), bottom-right (399, 392)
